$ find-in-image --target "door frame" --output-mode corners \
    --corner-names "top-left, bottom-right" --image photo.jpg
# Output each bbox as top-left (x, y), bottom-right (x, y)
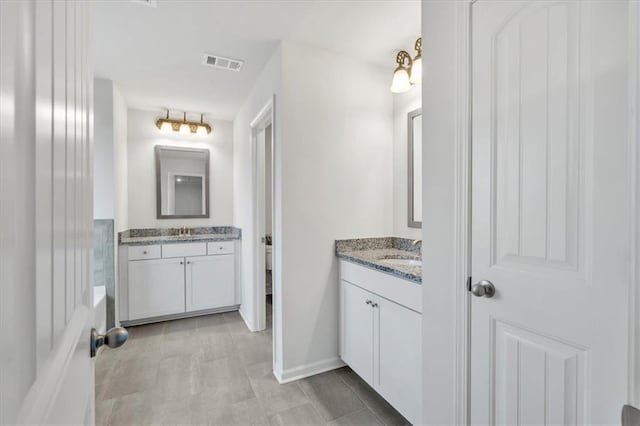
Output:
top-left (440, 0), bottom-right (640, 423)
top-left (250, 97), bottom-right (274, 334)
top-left (629, 0), bottom-right (640, 407)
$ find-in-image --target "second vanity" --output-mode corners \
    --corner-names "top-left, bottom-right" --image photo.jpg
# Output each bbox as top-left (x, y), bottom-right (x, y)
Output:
top-left (336, 237), bottom-right (422, 425)
top-left (118, 227), bottom-right (241, 326)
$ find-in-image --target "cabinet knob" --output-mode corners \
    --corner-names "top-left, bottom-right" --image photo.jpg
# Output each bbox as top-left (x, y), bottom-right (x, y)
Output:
top-left (372, 302), bottom-right (379, 308)
top-left (179, 261), bottom-right (184, 265)
top-left (365, 300), bottom-right (372, 305)
top-left (143, 251), bottom-right (147, 255)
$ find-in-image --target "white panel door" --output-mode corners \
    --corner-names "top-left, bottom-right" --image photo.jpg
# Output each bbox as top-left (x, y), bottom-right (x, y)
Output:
top-left (1, 1), bottom-right (97, 424)
top-left (128, 259), bottom-right (186, 320)
top-left (471, 1), bottom-right (632, 424)
top-left (185, 254), bottom-right (235, 311)
top-left (340, 281), bottom-right (375, 385)
top-left (377, 297), bottom-right (422, 425)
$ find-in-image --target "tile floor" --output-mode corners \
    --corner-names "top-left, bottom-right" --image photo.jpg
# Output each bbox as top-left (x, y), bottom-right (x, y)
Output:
top-left (96, 300), bottom-right (410, 426)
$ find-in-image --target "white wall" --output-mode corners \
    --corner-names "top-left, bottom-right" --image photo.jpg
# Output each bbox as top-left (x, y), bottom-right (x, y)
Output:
top-left (392, 89), bottom-right (422, 239)
top-left (278, 41), bottom-right (393, 377)
top-left (127, 109), bottom-right (233, 228)
top-left (94, 78), bottom-right (115, 219)
top-left (233, 46), bottom-right (282, 371)
top-left (94, 78), bottom-right (127, 230)
top-left (113, 86), bottom-right (128, 232)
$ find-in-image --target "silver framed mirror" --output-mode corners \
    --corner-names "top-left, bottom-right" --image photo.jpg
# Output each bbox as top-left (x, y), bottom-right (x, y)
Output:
top-left (155, 145), bottom-right (210, 219)
top-left (408, 108), bottom-right (422, 228)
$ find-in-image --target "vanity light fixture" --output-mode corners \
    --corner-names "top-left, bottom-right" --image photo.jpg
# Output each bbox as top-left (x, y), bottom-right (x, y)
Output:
top-left (390, 37), bottom-right (422, 93)
top-left (155, 110), bottom-right (212, 135)
top-left (409, 37), bottom-right (422, 85)
top-left (390, 50), bottom-right (412, 94)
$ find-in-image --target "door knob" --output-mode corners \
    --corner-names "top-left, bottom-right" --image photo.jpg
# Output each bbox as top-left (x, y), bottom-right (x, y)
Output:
top-left (471, 280), bottom-right (495, 298)
top-left (90, 327), bottom-right (128, 357)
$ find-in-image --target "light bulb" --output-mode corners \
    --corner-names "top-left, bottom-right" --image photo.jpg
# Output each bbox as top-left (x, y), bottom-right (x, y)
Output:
top-left (179, 123), bottom-right (190, 135)
top-left (390, 67), bottom-right (411, 93)
top-left (409, 55), bottom-right (422, 85)
top-left (160, 121), bottom-right (172, 133)
top-left (197, 125), bottom-right (208, 136)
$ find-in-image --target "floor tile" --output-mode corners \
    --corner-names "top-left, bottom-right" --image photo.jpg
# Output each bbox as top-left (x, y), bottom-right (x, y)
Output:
top-left (102, 354), bottom-right (159, 400)
top-left (299, 371), bottom-right (365, 421)
top-left (246, 362), bottom-right (309, 416)
top-left (268, 402), bottom-right (326, 426)
top-left (108, 392), bottom-right (157, 426)
top-left (95, 307), bottom-right (408, 426)
top-left (198, 357), bottom-right (256, 403)
top-left (150, 393), bottom-right (208, 425)
top-left (95, 398), bottom-right (115, 426)
top-left (328, 408), bottom-right (384, 426)
top-left (338, 369), bottom-right (410, 426)
top-left (206, 396), bottom-right (271, 426)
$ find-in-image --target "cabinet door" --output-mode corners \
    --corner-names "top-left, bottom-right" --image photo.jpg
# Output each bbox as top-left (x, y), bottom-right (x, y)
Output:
top-left (377, 297), bottom-right (422, 424)
top-left (185, 254), bottom-right (235, 312)
top-left (341, 280), bottom-right (375, 385)
top-left (128, 258), bottom-right (185, 320)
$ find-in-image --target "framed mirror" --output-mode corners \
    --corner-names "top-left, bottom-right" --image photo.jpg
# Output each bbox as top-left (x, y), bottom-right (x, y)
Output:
top-left (408, 108), bottom-right (422, 228)
top-left (155, 145), bottom-right (210, 219)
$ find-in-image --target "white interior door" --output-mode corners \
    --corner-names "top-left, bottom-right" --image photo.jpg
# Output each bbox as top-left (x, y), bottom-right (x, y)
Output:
top-left (1, 1), bottom-right (97, 424)
top-left (471, 1), bottom-right (632, 424)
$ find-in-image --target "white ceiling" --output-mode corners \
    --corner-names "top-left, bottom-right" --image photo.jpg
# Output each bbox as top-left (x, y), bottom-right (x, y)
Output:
top-left (93, 0), bottom-right (421, 120)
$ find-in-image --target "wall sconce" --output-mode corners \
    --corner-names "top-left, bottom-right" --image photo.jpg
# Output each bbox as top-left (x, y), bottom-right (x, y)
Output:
top-left (156, 110), bottom-right (212, 135)
top-left (390, 37), bottom-right (422, 93)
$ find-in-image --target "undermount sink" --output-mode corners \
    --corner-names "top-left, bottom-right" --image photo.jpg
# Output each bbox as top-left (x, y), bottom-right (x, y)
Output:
top-left (377, 256), bottom-right (421, 267)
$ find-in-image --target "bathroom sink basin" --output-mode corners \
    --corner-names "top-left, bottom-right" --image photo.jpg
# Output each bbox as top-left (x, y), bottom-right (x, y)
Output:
top-left (378, 257), bottom-right (421, 267)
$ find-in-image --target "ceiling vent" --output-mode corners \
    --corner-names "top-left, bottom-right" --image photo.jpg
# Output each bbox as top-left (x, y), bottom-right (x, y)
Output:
top-left (131, 0), bottom-right (157, 7)
top-left (202, 54), bottom-right (244, 72)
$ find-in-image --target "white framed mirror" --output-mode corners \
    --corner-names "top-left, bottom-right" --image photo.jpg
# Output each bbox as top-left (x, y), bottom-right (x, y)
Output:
top-left (155, 145), bottom-right (210, 219)
top-left (408, 108), bottom-right (422, 228)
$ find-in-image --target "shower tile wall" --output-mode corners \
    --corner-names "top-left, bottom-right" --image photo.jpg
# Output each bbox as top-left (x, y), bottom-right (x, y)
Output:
top-left (94, 219), bottom-right (115, 328)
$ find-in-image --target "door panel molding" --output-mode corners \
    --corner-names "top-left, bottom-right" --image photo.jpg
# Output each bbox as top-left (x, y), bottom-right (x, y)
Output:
top-left (452, 1), bottom-right (473, 425)
top-left (491, 317), bottom-right (589, 425)
top-left (489, 1), bottom-right (584, 275)
top-left (17, 307), bottom-right (90, 424)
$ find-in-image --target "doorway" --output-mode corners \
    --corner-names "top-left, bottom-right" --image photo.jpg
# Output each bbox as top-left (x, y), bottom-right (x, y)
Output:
top-left (250, 98), bottom-right (275, 339)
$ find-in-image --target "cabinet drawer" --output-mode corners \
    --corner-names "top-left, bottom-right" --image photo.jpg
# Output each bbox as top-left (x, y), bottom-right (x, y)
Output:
top-left (207, 241), bottom-right (234, 255)
top-left (162, 242), bottom-right (206, 258)
top-left (128, 245), bottom-right (161, 261)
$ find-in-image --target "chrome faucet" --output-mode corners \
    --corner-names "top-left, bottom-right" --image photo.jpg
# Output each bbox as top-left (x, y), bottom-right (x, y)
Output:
top-left (412, 239), bottom-right (422, 249)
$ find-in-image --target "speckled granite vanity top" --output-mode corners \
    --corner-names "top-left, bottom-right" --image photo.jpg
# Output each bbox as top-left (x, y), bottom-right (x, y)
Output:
top-left (119, 226), bottom-right (241, 246)
top-left (335, 237), bottom-right (421, 284)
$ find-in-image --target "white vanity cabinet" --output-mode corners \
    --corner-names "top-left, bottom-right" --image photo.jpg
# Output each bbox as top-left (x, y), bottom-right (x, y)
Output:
top-left (185, 254), bottom-right (235, 311)
top-left (339, 260), bottom-right (422, 425)
top-left (341, 281), bottom-right (375, 384)
top-left (128, 258), bottom-right (186, 320)
top-left (121, 241), bottom-right (238, 325)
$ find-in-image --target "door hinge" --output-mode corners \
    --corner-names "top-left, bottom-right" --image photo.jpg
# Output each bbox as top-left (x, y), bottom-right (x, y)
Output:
top-left (467, 276), bottom-right (472, 292)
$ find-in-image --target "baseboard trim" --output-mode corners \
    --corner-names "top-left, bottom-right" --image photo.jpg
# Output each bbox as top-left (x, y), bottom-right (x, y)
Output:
top-left (274, 357), bottom-right (346, 384)
top-left (238, 307), bottom-right (257, 332)
top-left (120, 305), bottom-right (240, 327)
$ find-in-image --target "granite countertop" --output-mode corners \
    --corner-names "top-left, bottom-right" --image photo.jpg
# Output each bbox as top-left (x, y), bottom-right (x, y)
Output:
top-left (335, 237), bottom-right (421, 284)
top-left (119, 226), bottom-right (241, 246)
